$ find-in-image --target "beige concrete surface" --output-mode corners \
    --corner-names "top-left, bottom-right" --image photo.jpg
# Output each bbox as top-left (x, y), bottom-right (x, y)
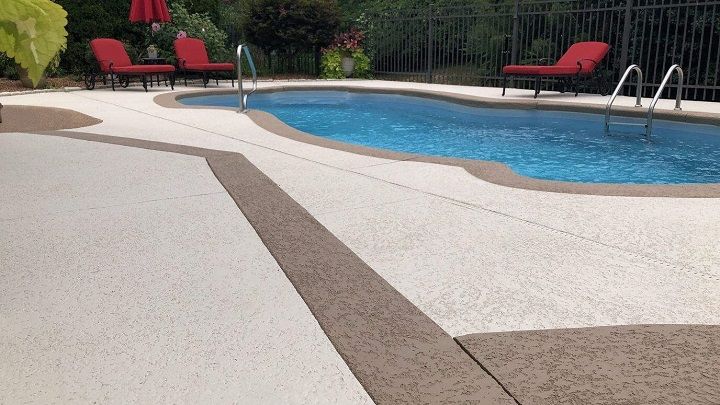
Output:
top-left (4, 80), bottom-right (720, 336)
top-left (0, 133), bottom-right (373, 404)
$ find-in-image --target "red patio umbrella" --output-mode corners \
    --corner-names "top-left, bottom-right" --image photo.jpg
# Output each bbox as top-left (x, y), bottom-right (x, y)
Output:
top-left (129, 0), bottom-right (171, 23)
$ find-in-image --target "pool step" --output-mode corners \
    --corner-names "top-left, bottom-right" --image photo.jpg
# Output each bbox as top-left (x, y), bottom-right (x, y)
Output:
top-left (607, 122), bottom-right (647, 127)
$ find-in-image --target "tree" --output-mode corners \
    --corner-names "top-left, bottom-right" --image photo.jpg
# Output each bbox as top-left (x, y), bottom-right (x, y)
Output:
top-left (242, 0), bottom-right (341, 54)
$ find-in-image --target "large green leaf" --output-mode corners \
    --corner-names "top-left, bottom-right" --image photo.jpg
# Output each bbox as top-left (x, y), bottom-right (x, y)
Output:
top-left (0, 0), bottom-right (68, 87)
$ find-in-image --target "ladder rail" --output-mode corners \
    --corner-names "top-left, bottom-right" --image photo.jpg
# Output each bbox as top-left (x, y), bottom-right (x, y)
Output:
top-left (605, 64), bottom-right (643, 133)
top-left (646, 64), bottom-right (683, 137)
top-left (237, 44), bottom-right (257, 113)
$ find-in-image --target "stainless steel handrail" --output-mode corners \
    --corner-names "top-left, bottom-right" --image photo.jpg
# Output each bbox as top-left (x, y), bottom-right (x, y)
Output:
top-left (646, 64), bottom-right (683, 137)
top-left (237, 44), bottom-right (257, 113)
top-left (605, 64), bottom-right (643, 134)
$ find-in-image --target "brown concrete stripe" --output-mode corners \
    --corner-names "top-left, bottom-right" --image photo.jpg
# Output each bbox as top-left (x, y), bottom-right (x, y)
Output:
top-left (0, 105), bottom-right (102, 132)
top-left (34, 130), bottom-right (515, 404)
top-left (457, 324), bottom-right (720, 405)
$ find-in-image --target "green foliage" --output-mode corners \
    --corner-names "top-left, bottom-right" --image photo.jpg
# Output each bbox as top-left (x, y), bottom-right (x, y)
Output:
top-left (0, 0), bottom-right (68, 87)
top-left (320, 47), bottom-right (372, 79)
top-left (351, 49), bottom-right (371, 78)
top-left (54, 0), bottom-right (145, 74)
top-left (320, 48), bottom-right (343, 78)
top-left (183, 0), bottom-right (220, 24)
top-left (243, 0), bottom-right (341, 54)
top-left (218, 0), bottom-right (244, 44)
top-left (151, 1), bottom-right (230, 63)
top-left (0, 52), bottom-right (19, 79)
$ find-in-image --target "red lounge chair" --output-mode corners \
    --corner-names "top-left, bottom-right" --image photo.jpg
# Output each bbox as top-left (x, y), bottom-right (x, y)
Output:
top-left (174, 38), bottom-right (235, 88)
top-left (502, 41), bottom-right (611, 98)
top-left (88, 38), bottom-right (175, 92)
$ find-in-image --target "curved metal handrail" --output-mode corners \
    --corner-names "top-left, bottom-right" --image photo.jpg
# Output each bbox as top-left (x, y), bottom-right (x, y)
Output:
top-left (646, 64), bottom-right (683, 137)
top-left (237, 44), bottom-right (257, 113)
top-left (605, 64), bottom-right (643, 133)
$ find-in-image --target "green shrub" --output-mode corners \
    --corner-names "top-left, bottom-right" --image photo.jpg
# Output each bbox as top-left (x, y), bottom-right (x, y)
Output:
top-left (351, 49), bottom-right (371, 78)
top-left (242, 0), bottom-right (340, 54)
top-left (320, 27), bottom-right (372, 79)
top-left (0, 52), bottom-right (19, 79)
top-left (320, 48), bottom-right (372, 79)
top-left (320, 48), bottom-right (343, 78)
top-left (150, 1), bottom-right (231, 63)
top-left (183, 0), bottom-right (220, 24)
top-left (55, 0), bottom-right (145, 74)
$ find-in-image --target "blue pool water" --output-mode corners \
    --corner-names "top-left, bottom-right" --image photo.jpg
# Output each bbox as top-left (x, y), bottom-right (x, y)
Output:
top-left (181, 91), bottom-right (720, 184)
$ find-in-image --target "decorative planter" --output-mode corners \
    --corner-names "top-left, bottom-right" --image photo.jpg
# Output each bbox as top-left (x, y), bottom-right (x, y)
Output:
top-left (341, 56), bottom-right (355, 77)
top-left (147, 46), bottom-right (159, 59)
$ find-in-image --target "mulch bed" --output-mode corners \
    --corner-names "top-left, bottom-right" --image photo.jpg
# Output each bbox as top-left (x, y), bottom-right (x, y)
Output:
top-left (0, 77), bottom-right (85, 93)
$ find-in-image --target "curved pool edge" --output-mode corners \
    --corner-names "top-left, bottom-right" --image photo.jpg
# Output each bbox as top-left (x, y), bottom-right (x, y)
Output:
top-left (154, 86), bottom-right (720, 198)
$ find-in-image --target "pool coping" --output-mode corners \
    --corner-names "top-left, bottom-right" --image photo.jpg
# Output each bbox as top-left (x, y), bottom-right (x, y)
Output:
top-left (154, 86), bottom-right (720, 198)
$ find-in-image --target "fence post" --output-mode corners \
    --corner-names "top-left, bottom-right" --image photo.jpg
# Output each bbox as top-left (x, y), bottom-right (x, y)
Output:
top-left (426, 5), bottom-right (434, 83)
top-left (619, 0), bottom-right (634, 72)
top-left (510, 0), bottom-right (520, 65)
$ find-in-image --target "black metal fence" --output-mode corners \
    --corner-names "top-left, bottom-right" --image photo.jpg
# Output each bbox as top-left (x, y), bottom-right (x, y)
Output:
top-left (366, 0), bottom-right (720, 101)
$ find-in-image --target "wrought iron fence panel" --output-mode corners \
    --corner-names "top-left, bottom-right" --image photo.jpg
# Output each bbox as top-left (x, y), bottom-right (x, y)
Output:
top-left (365, 0), bottom-right (720, 101)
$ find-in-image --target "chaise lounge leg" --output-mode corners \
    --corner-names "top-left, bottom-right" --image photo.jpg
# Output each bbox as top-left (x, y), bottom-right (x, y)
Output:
top-left (231, 78), bottom-right (234, 88)
top-left (142, 75), bottom-right (148, 92)
top-left (169, 72), bottom-right (175, 90)
top-left (110, 73), bottom-right (115, 91)
top-left (575, 73), bottom-right (580, 97)
top-left (203, 72), bottom-right (208, 88)
top-left (534, 76), bottom-right (541, 98)
top-left (502, 74), bottom-right (507, 96)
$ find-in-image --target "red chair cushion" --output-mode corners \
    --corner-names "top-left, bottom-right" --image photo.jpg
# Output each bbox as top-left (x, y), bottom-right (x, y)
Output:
top-left (90, 38), bottom-right (133, 73)
top-left (183, 63), bottom-right (235, 71)
top-left (503, 41), bottom-right (610, 76)
top-left (502, 65), bottom-right (542, 75)
top-left (112, 65), bottom-right (175, 74)
top-left (556, 41), bottom-right (610, 74)
top-left (174, 38), bottom-right (210, 65)
top-left (536, 65), bottom-right (582, 76)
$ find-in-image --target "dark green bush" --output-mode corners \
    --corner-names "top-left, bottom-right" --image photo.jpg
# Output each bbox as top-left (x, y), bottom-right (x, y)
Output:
top-left (242, 0), bottom-right (341, 54)
top-left (53, 0), bottom-right (230, 74)
top-left (54, 0), bottom-right (145, 74)
top-left (150, 1), bottom-right (231, 63)
top-left (0, 53), bottom-right (19, 79)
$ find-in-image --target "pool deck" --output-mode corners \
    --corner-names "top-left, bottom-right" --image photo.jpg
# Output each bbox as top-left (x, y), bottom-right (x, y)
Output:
top-left (1, 80), bottom-right (720, 403)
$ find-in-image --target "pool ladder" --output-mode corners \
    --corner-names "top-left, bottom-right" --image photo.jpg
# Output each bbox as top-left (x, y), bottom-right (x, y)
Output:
top-left (237, 44), bottom-right (257, 113)
top-left (605, 64), bottom-right (683, 138)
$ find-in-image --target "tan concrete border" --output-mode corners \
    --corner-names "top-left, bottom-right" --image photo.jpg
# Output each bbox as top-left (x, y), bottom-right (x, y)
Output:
top-left (155, 86), bottom-right (720, 198)
top-left (0, 105), bottom-right (102, 132)
top-left (30, 130), bottom-right (515, 404)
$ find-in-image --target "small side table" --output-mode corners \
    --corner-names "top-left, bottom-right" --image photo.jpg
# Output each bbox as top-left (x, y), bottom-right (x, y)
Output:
top-left (141, 57), bottom-right (168, 87)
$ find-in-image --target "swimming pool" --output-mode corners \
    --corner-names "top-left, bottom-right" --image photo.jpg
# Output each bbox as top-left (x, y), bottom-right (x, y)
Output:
top-left (180, 90), bottom-right (720, 184)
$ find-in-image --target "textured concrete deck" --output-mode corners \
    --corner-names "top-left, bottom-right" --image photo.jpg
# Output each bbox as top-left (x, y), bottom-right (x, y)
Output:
top-left (0, 133), bottom-right (372, 404)
top-left (2, 80), bottom-right (720, 403)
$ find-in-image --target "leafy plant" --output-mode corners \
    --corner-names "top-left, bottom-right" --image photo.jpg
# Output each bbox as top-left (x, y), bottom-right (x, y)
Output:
top-left (320, 27), bottom-right (372, 79)
top-left (320, 48), bottom-right (372, 79)
top-left (54, 0), bottom-right (145, 74)
top-left (320, 48), bottom-right (343, 78)
top-left (150, 1), bottom-right (231, 63)
top-left (242, 0), bottom-right (341, 54)
top-left (0, 0), bottom-right (68, 87)
top-left (330, 27), bottom-right (365, 55)
top-left (351, 49), bottom-right (371, 78)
